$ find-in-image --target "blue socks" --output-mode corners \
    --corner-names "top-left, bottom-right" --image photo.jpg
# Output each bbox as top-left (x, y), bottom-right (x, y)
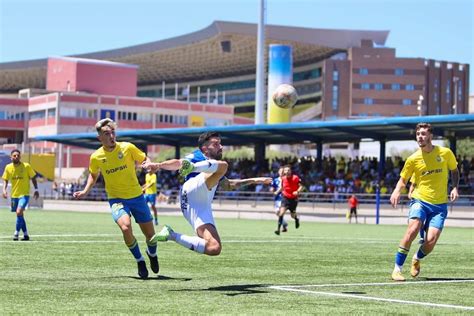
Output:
top-left (127, 238), bottom-right (144, 261)
top-left (147, 239), bottom-right (157, 256)
top-left (16, 216), bottom-right (28, 236)
top-left (395, 246), bottom-right (409, 267)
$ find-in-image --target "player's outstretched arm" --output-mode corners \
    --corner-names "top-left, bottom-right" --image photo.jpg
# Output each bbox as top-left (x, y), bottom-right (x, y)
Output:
top-left (449, 168), bottom-right (460, 202)
top-left (73, 172), bottom-right (99, 199)
top-left (390, 177), bottom-right (407, 208)
top-left (2, 179), bottom-right (8, 199)
top-left (223, 177), bottom-right (272, 190)
top-left (142, 159), bottom-right (182, 173)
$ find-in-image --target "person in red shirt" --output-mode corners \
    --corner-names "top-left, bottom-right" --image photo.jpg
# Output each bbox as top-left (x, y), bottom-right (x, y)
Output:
top-left (347, 194), bottom-right (358, 224)
top-left (275, 165), bottom-right (303, 235)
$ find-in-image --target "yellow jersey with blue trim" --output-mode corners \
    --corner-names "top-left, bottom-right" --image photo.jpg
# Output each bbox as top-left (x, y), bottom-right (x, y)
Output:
top-left (89, 142), bottom-right (145, 199)
top-left (400, 146), bottom-right (457, 204)
top-left (2, 162), bottom-right (36, 198)
top-left (145, 173), bottom-right (157, 194)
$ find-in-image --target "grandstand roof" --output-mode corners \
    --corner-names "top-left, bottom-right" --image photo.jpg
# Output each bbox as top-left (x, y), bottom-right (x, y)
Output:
top-left (0, 21), bottom-right (389, 92)
top-left (34, 114), bottom-right (474, 150)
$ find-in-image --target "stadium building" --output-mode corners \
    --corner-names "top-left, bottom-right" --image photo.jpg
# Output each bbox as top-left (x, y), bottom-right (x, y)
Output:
top-left (0, 21), bottom-right (470, 171)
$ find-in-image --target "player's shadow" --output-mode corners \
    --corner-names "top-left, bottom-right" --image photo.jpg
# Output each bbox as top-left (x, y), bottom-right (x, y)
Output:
top-left (126, 275), bottom-right (192, 281)
top-left (419, 277), bottom-right (474, 281)
top-left (171, 284), bottom-right (270, 296)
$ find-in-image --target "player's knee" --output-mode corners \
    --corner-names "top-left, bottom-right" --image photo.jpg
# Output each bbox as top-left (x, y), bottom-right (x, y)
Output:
top-left (119, 224), bottom-right (131, 234)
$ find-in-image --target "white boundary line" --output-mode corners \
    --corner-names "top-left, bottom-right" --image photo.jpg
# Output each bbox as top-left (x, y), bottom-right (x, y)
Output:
top-left (279, 279), bottom-right (474, 288)
top-left (269, 280), bottom-right (474, 311)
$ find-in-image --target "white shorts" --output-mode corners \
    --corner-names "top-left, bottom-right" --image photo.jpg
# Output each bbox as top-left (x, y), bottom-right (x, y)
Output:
top-left (274, 199), bottom-right (282, 211)
top-left (180, 173), bottom-right (217, 231)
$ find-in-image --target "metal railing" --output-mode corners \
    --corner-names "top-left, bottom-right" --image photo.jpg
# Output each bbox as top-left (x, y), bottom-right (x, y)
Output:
top-left (36, 186), bottom-right (474, 209)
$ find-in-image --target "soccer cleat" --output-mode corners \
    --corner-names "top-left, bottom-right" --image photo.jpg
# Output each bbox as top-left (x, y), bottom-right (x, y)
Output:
top-left (391, 269), bottom-right (406, 281)
top-left (295, 217), bottom-right (300, 229)
top-left (274, 230), bottom-right (280, 236)
top-left (282, 225), bottom-right (288, 233)
top-left (137, 260), bottom-right (149, 279)
top-left (179, 159), bottom-right (194, 177)
top-left (410, 259), bottom-right (421, 278)
top-left (151, 225), bottom-right (174, 243)
top-left (146, 251), bottom-right (159, 274)
top-left (21, 235), bottom-right (30, 241)
top-left (13, 235), bottom-right (19, 241)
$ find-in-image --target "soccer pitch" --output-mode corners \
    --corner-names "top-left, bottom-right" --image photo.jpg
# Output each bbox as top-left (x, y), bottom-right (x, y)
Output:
top-left (1, 209), bottom-right (473, 314)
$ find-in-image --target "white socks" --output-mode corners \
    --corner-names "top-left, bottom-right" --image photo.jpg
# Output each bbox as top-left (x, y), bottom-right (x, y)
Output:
top-left (192, 160), bottom-right (219, 173)
top-left (171, 232), bottom-right (206, 254)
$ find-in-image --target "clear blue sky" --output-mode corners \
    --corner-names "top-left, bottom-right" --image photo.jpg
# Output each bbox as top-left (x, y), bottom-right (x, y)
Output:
top-left (1, 0), bottom-right (472, 92)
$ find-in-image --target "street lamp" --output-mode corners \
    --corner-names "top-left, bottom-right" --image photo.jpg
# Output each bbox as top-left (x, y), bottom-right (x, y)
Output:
top-left (453, 77), bottom-right (459, 114)
top-left (416, 94), bottom-right (424, 116)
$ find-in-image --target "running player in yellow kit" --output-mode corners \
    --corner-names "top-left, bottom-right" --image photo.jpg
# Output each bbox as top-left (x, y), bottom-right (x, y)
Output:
top-left (2, 149), bottom-right (39, 241)
top-left (142, 169), bottom-right (158, 225)
top-left (73, 118), bottom-right (158, 279)
top-left (390, 123), bottom-right (459, 281)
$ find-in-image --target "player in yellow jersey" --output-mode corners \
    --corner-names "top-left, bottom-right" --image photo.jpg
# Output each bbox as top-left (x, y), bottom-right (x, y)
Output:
top-left (390, 123), bottom-right (459, 281)
top-left (142, 169), bottom-right (158, 225)
top-left (2, 149), bottom-right (39, 241)
top-left (73, 118), bottom-right (158, 279)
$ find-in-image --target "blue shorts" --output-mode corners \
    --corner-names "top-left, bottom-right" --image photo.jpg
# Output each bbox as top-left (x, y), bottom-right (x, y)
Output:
top-left (11, 196), bottom-right (30, 212)
top-left (408, 199), bottom-right (448, 231)
top-left (108, 195), bottom-right (152, 224)
top-left (144, 193), bottom-right (157, 205)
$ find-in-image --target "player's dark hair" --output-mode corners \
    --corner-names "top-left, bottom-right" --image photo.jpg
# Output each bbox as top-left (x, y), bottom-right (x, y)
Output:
top-left (11, 149), bottom-right (20, 155)
top-left (416, 122), bottom-right (433, 134)
top-left (198, 132), bottom-right (221, 150)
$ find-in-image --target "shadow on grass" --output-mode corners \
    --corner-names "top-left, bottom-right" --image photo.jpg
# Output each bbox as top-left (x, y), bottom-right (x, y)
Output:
top-left (341, 291), bottom-right (367, 295)
top-left (419, 277), bottom-right (474, 281)
top-left (125, 275), bottom-right (192, 281)
top-left (170, 284), bottom-right (270, 296)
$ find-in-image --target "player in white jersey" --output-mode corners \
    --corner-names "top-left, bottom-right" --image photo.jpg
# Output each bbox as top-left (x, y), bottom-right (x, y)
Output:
top-left (143, 131), bottom-right (272, 256)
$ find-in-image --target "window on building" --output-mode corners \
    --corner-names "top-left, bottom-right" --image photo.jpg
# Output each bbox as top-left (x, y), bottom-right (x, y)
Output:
top-left (457, 80), bottom-right (463, 101)
top-left (364, 98), bottom-right (374, 105)
top-left (332, 85), bottom-right (338, 110)
top-left (361, 83), bottom-right (370, 90)
top-left (402, 99), bottom-right (412, 105)
top-left (405, 84), bottom-right (415, 91)
top-left (359, 68), bottom-right (368, 75)
top-left (395, 68), bottom-right (404, 76)
top-left (374, 83), bottom-right (383, 91)
top-left (48, 108), bottom-right (56, 118)
top-left (333, 70), bottom-right (339, 81)
top-left (30, 110), bottom-right (46, 120)
top-left (391, 83), bottom-right (400, 90)
top-left (446, 80), bottom-right (451, 103)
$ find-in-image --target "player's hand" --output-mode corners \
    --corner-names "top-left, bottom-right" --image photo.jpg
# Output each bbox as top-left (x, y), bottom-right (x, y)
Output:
top-left (33, 190), bottom-right (39, 200)
top-left (450, 187), bottom-right (459, 202)
top-left (2, 191), bottom-right (7, 199)
top-left (293, 191), bottom-right (299, 197)
top-left (390, 191), bottom-right (400, 208)
top-left (73, 190), bottom-right (87, 199)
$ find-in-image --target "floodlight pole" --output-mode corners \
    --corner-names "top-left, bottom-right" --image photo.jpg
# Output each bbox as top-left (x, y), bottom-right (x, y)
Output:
top-left (255, 0), bottom-right (266, 124)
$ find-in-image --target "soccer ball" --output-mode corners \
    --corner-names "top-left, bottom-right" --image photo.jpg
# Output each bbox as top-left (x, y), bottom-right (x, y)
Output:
top-left (272, 84), bottom-right (298, 109)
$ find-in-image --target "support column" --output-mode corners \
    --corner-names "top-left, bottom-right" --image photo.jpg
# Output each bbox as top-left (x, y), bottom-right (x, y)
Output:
top-left (449, 136), bottom-right (457, 157)
top-left (254, 143), bottom-right (266, 171)
top-left (175, 144), bottom-right (181, 159)
top-left (316, 142), bottom-right (323, 162)
top-left (378, 139), bottom-right (386, 180)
